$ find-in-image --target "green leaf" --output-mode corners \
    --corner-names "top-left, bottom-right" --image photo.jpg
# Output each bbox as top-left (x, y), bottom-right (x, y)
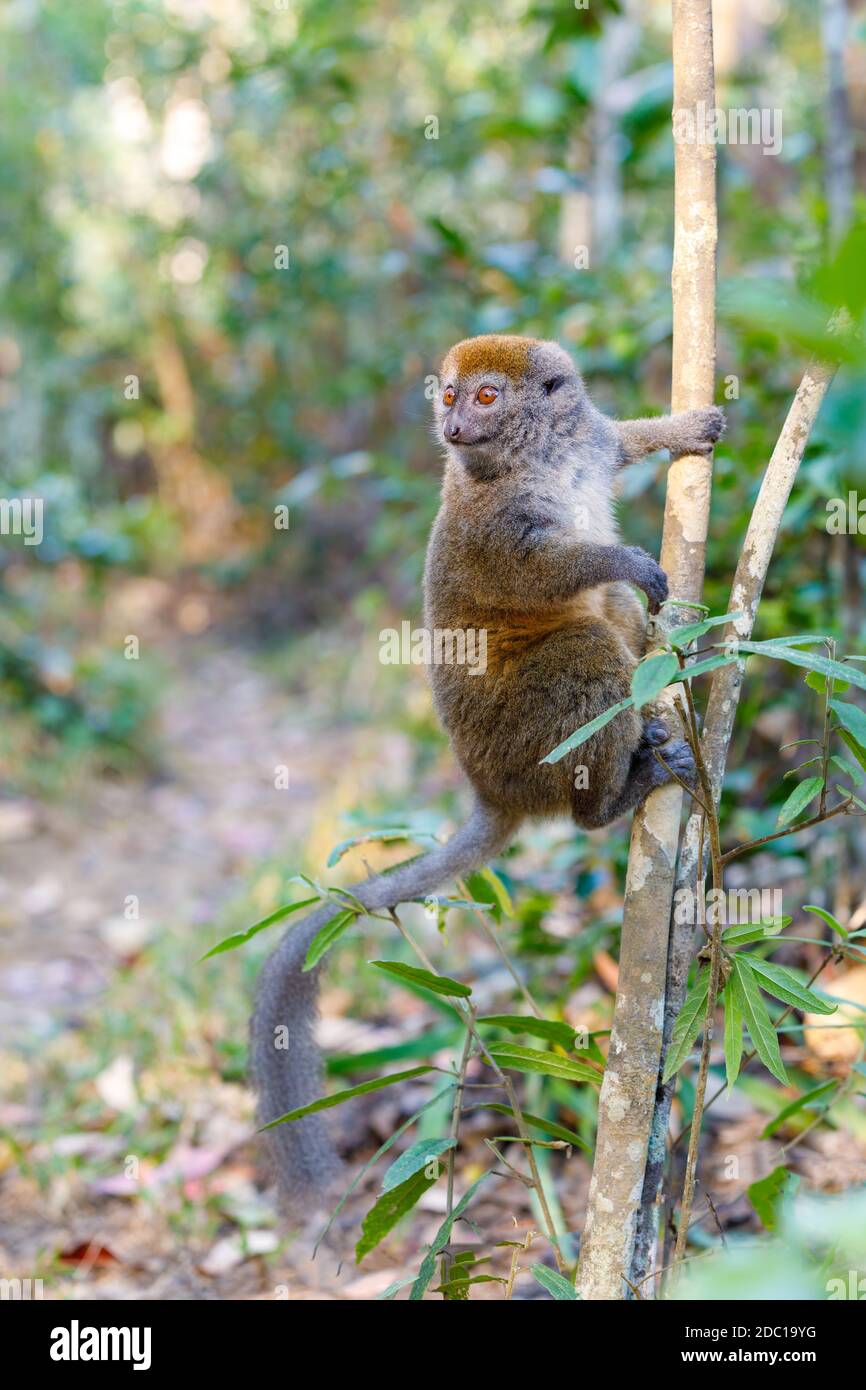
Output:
top-left (303, 909), bottom-right (358, 971)
top-left (731, 956), bottom-right (788, 1084)
top-left (410, 1173), bottom-right (492, 1300)
top-left (782, 756), bottom-right (822, 779)
top-left (470, 866), bottom-right (514, 918)
top-left (476, 1103), bottom-right (590, 1153)
top-left (631, 652), bottom-right (680, 708)
top-left (669, 610), bottom-right (745, 649)
top-left (802, 904), bottom-right (848, 939)
top-left (761, 1080), bottom-right (839, 1138)
top-left (530, 1264), bottom-right (579, 1300)
top-left (838, 729), bottom-right (866, 774)
top-left (662, 968), bottom-right (710, 1082)
top-left (830, 698), bottom-right (866, 750)
top-left (487, 1044), bottom-right (602, 1084)
top-left (542, 652), bottom-right (742, 764)
top-left (260, 1066), bottom-right (433, 1129)
top-left (356, 1168), bottom-right (436, 1263)
top-left (775, 775), bottom-right (824, 827)
top-left (327, 827), bottom-right (440, 867)
top-left (478, 1014), bottom-right (578, 1049)
top-left (381, 1138), bottom-right (456, 1193)
top-left (541, 696), bottom-right (635, 764)
top-left (722, 918), bottom-right (790, 946)
top-left (747, 1165), bottom-right (799, 1232)
top-left (731, 641), bottom-right (866, 693)
top-left (327, 1026), bottom-right (460, 1074)
top-left (744, 956), bottom-right (837, 1015)
top-left (805, 670), bottom-right (849, 694)
top-left (370, 959), bottom-right (472, 998)
top-left (414, 895), bottom-right (494, 912)
top-left (723, 977), bottom-right (743, 1092)
top-left (830, 753), bottom-right (862, 784)
top-left (199, 894), bottom-right (321, 960)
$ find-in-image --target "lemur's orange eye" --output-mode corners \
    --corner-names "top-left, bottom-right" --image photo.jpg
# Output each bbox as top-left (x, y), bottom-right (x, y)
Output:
top-left (476, 385), bottom-right (499, 405)
top-left (443, 386), bottom-right (456, 407)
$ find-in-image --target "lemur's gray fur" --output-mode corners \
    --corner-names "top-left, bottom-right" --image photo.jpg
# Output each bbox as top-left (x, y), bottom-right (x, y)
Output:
top-left (252, 334), bottom-right (724, 1208)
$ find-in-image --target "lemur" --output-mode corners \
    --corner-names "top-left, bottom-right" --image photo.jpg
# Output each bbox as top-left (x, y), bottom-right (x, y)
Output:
top-left (252, 334), bottom-right (724, 1205)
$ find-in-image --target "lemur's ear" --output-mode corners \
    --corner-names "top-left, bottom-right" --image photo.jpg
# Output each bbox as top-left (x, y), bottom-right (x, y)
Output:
top-left (531, 339), bottom-right (580, 396)
top-left (543, 375), bottom-right (568, 395)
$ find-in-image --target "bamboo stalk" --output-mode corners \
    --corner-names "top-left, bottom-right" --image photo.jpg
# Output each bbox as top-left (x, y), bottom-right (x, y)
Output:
top-left (576, 0), bottom-right (718, 1301)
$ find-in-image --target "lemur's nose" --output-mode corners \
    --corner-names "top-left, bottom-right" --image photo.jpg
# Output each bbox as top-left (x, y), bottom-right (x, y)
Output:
top-left (446, 421), bottom-right (461, 440)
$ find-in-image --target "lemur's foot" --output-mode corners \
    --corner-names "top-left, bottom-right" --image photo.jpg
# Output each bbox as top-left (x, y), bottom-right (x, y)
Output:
top-left (672, 406), bottom-right (726, 456)
top-left (641, 716), bottom-right (670, 747)
top-left (651, 736), bottom-right (696, 786)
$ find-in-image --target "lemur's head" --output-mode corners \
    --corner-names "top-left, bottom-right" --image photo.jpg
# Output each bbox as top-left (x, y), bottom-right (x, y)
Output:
top-left (436, 334), bottom-right (586, 480)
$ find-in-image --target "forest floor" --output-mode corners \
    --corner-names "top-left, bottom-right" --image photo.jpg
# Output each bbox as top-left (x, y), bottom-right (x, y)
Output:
top-left (0, 610), bottom-right (582, 1300)
top-left (2, 596), bottom-right (865, 1301)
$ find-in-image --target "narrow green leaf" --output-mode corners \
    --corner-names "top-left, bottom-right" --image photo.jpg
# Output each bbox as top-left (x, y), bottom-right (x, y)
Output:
top-left (356, 1168), bottom-right (436, 1263)
top-left (541, 697), bottom-right (634, 764)
top-left (721, 918), bottom-right (790, 946)
top-left (747, 1165), bottom-right (799, 1232)
top-left (668, 610), bottom-right (745, 649)
top-left (260, 1065), bottom-right (433, 1129)
top-left (731, 641), bottom-right (866, 693)
top-left (381, 1138), bottom-right (456, 1193)
top-left (744, 956), bottom-right (837, 1015)
top-left (478, 1014), bottom-right (578, 1049)
top-left (662, 968), bottom-right (710, 1083)
top-left (761, 1079), bottom-right (839, 1138)
top-left (829, 698), bottom-right (866, 749)
top-left (782, 756), bottom-right (822, 779)
top-left (303, 908), bottom-right (357, 971)
top-left (327, 827), bottom-right (439, 867)
top-left (830, 753), bottom-right (862, 783)
top-left (410, 1173), bottom-right (492, 1300)
top-left (487, 1044), bottom-right (602, 1084)
top-left (370, 959), bottom-right (472, 998)
top-left (775, 775), bottom-right (824, 827)
top-left (802, 904), bottom-right (848, 939)
top-left (200, 894), bottom-right (320, 960)
top-left (542, 652), bottom-right (741, 764)
top-left (475, 861), bottom-right (514, 917)
top-left (327, 1026), bottom-right (459, 1074)
top-left (723, 976), bottom-right (743, 1092)
top-left (476, 1103), bottom-right (590, 1153)
top-left (805, 670), bottom-right (849, 694)
top-left (631, 652), bottom-right (680, 708)
top-left (731, 956), bottom-right (788, 1084)
top-left (838, 729), bottom-right (866, 774)
top-left (530, 1264), bottom-right (579, 1300)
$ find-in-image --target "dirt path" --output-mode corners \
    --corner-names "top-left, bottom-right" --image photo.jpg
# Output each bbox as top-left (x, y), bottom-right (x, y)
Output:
top-left (0, 639), bottom-right (410, 1299)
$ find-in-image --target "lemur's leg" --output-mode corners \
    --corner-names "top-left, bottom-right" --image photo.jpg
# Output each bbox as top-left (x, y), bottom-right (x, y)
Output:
top-left (574, 718), bottom-right (696, 830)
top-left (616, 407), bottom-right (725, 465)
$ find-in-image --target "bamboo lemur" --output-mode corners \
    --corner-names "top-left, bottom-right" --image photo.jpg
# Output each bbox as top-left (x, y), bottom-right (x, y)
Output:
top-left (252, 334), bottom-right (724, 1205)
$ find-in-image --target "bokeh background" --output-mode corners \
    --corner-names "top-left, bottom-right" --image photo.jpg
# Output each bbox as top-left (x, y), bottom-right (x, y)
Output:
top-left (1, 0), bottom-right (866, 1300)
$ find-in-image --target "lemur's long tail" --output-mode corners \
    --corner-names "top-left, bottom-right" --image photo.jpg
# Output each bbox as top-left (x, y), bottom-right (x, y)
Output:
top-left (251, 799), bottom-right (518, 1209)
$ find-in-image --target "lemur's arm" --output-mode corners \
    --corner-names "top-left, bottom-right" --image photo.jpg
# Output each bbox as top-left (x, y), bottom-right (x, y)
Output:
top-left (615, 406), bottom-right (724, 466)
top-left (485, 512), bottom-right (669, 612)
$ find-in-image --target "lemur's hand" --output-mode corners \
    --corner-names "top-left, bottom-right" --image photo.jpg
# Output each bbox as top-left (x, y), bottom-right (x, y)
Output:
top-left (671, 406), bottom-right (726, 456)
top-left (624, 546), bottom-right (669, 614)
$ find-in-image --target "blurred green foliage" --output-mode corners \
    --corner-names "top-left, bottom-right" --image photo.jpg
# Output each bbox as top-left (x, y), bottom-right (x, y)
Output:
top-left (0, 0), bottom-right (863, 808)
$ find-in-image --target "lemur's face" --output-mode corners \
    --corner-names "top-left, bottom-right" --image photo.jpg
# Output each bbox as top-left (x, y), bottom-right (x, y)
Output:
top-left (436, 334), bottom-right (584, 480)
